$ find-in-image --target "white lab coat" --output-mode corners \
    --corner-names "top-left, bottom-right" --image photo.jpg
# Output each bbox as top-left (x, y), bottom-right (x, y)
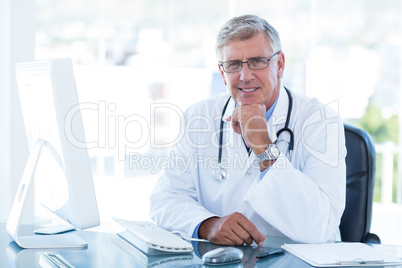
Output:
top-left (150, 86), bottom-right (346, 243)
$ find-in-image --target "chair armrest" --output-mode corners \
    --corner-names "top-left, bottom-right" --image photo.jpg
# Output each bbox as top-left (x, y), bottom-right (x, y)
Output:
top-left (362, 232), bottom-right (381, 244)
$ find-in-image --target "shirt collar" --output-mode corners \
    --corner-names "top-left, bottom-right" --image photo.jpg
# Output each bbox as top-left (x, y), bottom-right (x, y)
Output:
top-left (265, 95), bottom-right (278, 121)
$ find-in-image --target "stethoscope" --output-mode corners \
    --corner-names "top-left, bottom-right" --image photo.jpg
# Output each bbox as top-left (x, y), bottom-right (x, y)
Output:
top-left (212, 87), bottom-right (294, 181)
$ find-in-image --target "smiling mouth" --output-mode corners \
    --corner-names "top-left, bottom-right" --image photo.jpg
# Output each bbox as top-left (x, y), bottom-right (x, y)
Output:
top-left (240, 88), bottom-right (257, 92)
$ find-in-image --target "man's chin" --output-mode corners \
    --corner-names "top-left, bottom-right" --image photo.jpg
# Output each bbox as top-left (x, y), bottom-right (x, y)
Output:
top-left (236, 98), bottom-right (259, 106)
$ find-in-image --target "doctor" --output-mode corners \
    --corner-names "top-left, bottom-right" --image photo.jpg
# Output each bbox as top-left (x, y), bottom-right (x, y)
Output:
top-left (150, 14), bottom-right (346, 246)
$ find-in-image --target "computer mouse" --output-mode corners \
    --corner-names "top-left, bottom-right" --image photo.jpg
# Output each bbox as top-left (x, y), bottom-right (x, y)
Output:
top-left (202, 247), bottom-right (244, 265)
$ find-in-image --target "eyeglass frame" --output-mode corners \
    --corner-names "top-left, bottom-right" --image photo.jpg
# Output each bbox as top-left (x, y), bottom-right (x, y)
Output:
top-left (219, 51), bottom-right (281, 73)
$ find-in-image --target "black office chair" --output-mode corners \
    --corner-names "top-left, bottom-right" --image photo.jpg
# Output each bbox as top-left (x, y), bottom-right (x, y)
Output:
top-left (339, 123), bottom-right (381, 243)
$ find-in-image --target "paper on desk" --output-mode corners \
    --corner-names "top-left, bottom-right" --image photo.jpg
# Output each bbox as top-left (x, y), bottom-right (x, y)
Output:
top-left (282, 242), bottom-right (402, 267)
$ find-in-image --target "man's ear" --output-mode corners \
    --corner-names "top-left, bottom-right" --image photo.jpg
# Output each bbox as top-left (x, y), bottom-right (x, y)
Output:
top-left (276, 52), bottom-right (285, 78)
top-left (218, 63), bottom-right (227, 85)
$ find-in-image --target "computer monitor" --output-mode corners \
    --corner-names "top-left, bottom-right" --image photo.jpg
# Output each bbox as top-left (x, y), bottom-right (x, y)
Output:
top-left (6, 58), bottom-right (100, 248)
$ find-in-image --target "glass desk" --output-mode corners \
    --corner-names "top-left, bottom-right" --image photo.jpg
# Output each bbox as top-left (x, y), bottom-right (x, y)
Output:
top-left (1, 223), bottom-right (401, 268)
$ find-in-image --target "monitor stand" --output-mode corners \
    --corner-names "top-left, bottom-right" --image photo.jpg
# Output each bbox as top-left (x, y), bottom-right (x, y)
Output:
top-left (6, 139), bottom-right (88, 249)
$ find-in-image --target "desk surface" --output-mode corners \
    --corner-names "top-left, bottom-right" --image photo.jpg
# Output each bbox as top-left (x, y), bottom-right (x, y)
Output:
top-left (1, 223), bottom-right (402, 268)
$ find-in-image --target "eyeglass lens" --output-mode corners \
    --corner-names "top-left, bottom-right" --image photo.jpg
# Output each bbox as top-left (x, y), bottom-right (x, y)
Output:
top-left (221, 52), bottom-right (279, 73)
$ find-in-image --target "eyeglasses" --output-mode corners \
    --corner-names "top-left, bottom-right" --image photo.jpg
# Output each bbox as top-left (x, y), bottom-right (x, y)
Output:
top-left (219, 51), bottom-right (281, 73)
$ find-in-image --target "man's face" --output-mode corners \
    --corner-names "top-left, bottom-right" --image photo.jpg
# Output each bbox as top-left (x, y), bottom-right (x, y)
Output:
top-left (218, 33), bottom-right (285, 109)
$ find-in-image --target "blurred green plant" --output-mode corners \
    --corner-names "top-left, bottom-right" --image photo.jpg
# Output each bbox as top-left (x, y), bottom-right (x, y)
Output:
top-left (356, 102), bottom-right (398, 144)
top-left (354, 102), bottom-right (399, 203)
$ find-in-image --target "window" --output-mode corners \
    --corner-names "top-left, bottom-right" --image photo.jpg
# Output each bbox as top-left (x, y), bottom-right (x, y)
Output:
top-left (34, 0), bottom-right (402, 244)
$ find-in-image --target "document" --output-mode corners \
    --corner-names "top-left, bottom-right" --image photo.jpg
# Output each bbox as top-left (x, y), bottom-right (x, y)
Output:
top-left (282, 242), bottom-right (402, 267)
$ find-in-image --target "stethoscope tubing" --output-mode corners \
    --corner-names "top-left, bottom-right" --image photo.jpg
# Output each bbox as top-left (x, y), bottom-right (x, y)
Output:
top-left (275, 87), bottom-right (294, 158)
top-left (217, 96), bottom-right (232, 164)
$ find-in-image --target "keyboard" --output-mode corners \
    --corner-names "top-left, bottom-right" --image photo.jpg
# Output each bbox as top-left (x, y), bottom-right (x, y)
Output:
top-left (112, 217), bottom-right (193, 255)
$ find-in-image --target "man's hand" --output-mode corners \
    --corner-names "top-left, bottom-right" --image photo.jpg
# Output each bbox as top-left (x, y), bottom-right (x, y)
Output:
top-left (198, 212), bottom-right (265, 246)
top-left (227, 104), bottom-right (272, 155)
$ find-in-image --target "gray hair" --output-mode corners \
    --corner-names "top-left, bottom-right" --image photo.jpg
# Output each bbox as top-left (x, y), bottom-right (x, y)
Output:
top-left (216, 15), bottom-right (282, 60)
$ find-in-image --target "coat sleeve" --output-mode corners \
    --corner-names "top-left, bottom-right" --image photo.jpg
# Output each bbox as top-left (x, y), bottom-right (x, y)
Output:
top-left (244, 104), bottom-right (347, 243)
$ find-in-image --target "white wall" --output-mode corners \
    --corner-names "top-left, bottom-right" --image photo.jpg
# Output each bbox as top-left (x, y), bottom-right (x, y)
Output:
top-left (0, 0), bottom-right (35, 220)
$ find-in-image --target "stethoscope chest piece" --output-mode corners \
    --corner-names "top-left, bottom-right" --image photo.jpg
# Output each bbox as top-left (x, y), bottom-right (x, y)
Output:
top-left (213, 165), bottom-right (227, 182)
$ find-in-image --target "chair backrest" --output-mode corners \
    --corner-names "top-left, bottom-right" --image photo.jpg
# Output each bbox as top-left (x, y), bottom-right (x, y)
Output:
top-left (339, 123), bottom-right (377, 242)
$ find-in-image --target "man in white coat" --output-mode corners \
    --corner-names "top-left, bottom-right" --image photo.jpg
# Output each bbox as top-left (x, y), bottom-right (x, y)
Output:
top-left (150, 14), bottom-right (346, 246)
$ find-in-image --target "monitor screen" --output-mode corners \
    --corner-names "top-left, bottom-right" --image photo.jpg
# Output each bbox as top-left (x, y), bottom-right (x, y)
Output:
top-left (7, 58), bottom-right (100, 248)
